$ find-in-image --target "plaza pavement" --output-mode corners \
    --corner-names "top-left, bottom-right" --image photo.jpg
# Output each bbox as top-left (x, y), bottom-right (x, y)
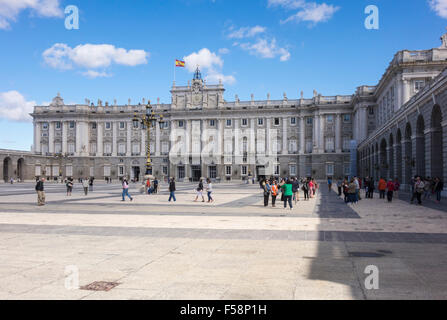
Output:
top-left (0, 181), bottom-right (446, 300)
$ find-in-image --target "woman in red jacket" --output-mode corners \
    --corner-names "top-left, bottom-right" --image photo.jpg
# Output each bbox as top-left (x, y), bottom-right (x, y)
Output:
top-left (386, 179), bottom-right (395, 202)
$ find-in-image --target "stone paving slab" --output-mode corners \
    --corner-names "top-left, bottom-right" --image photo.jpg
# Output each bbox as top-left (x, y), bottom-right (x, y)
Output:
top-left (0, 183), bottom-right (446, 299)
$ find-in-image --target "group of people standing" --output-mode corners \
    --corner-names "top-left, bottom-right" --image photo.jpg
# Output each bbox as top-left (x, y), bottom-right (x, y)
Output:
top-left (143, 178), bottom-right (159, 195)
top-left (261, 177), bottom-right (319, 209)
top-left (65, 177), bottom-right (94, 196)
top-left (410, 176), bottom-right (444, 205)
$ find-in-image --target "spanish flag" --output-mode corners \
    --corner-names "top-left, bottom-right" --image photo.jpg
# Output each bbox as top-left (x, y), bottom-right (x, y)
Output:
top-left (175, 59), bottom-right (185, 67)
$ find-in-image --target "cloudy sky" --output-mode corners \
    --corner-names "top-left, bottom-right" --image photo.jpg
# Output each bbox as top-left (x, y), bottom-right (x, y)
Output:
top-left (0, 0), bottom-right (447, 150)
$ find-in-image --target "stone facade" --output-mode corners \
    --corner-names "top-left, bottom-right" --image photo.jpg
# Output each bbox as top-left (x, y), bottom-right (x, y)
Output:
top-left (3, 33), bottom-right (447, 183)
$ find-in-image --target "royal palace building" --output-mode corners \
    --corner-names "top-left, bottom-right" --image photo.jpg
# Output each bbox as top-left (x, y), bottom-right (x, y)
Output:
top-left (3, 33), bottom-right (447, 190)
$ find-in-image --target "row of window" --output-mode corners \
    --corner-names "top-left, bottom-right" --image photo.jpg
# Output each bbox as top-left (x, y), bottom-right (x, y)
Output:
top-left (41, 115), bottom-right (353, 132)
top-left (176, 115), bottom-right (352, 128)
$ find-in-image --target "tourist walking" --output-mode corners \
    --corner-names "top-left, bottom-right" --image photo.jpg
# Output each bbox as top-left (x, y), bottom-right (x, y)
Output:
top-left (206, 178), bottom-right (214, 203)
top-left (271, 180), bottom-right (278, 207)
top-left (282, 179), bottom-right (293, 210)
top-left (378, 177), bottom-right (387, 199)
top-left (89, 177), bottom-right (94, 192)
top-left (121, 178), bottom-right (133, 201)
top-left (368, 178), bottom-right (375, 198)
top-left (354, 177), bottom-right (361, 201)
top-left (386, 179), bottom-right (395, 202)
top-left (347, 179), bottom-right (358, 204)
top-left (393, 178), bottom-right (400, 199)
top-left (434, 177), bottom-right (444, 203)
top-left (263, 180), bottom-right (271, 207)
top-left (302, 178), bottom-right (310, 201)
top-left (309, 179), bottom-right (314, 198)
top-left (337, 178), bottom-right (343, 196)
top-left (168, 178), bottom-right (176, 202)
top-left (423, 177), bottom-right (433, 200)
top-left (194, 179), bottom-right (205, 202)
top-left (292, 178), bottom-right (300, 204)
top-left (66, 178), bottom-right (73, 196)
top-left (35, 177), bottom-right (45, 206)
top-left (153, 178), bottom-right (159, 194)
top-left (82, 178), bottom-right (89, 196)
top-left (410, 176), bottom-right (424, 205)
top-left (327, 177), bottom-right (333, 192)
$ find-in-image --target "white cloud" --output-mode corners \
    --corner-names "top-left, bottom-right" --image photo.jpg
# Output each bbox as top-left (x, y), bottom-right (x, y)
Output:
top-left (0, 0), bottom-right (63, 29)
top-left (42, 43), bottom-right (149, 78)
top-left (81, 70), bottom-right (112, 79)
top-left (183, 48), bottom-right (235, 85)
top-left (268, 0), bottom-right (339, 25)
top-left (429, 0), bottom-right (447, 18)
top-left (227, 25), bottom-right (267, 39)
top-left (239, 38), bottom-right (290, 61)
top-left (0, 90), bottom-right (35, 122)
top-left (218, 48), bottom-right (230, 55)
top-left (183, 48), bottom-right (223, 73)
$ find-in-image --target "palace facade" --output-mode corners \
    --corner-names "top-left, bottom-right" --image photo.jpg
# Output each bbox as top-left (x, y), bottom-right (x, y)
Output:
top-left (2, 33), bottom-right (447, 188)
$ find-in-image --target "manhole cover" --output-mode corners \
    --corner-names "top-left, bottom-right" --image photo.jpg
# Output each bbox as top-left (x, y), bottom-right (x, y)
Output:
top-left (80, 281), bottom-right (120, 291)
top-left (348, 252), bottom-right (385, 258)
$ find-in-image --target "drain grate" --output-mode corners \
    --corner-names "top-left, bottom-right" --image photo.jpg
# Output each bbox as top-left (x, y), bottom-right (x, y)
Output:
top-left (348, 252), bottom-right (385, 258)
top-left (80, 281), bottom-right (120, 292)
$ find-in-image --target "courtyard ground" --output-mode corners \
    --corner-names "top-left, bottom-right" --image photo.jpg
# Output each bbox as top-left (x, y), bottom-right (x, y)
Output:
top-left (0, 181), bottom-right (446, 300)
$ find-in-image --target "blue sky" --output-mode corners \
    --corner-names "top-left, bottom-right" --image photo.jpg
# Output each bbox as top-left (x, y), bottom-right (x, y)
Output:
top-left (1, 0), bottom-right (447, 150)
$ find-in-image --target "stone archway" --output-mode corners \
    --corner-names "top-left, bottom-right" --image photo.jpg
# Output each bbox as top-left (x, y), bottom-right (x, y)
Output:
top-left (17, 158), bottom-right (25, 182)
top-left (431, 105), bottom-right (443, 179)
top-left (404, 124), bottom-right (413, 185)
top-left (396, 129), bottom-right (403, 182)
top-left (3, 157), bottom-right (12, 182)
top-left (380, 139), bottom-right (388, 179)
top-left (416, 115), bottom-right (426, 177)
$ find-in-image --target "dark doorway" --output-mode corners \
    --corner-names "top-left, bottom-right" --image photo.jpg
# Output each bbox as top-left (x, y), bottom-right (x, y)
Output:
top-left (192, 165), bottom-right (201, 182)
top-left (256, 166), bottom-right (266, 182)
top-left (3, 157), bottom-right (11, 182)
top-left (17, 158), bottom-right (24, 182)
top-left (132, 166), bottom-right (140, 182)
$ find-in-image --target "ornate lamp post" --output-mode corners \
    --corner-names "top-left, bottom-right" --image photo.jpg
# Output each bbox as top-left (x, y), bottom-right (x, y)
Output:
top-left (133, 101), bottom-right (165, 176)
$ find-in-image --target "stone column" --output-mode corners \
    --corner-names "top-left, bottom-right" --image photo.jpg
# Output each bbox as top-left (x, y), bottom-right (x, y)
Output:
top-left (218, 119), bottom-right (224, 166)
top-left (266, 117), bottom-right (271, 156)
top-left (34, 122), bottom-right (41, 154)
top-left (48, 122), bottom-right (55, 154)
top-left (335, 114), bottom-right (342, 153)
top-left (97, 122), bottom-right (103, 157)
top-left (112, 121), bottom-right (118, 157)
top-left (424, 128), bottom-right (431, 178)
top-left (318, 115), bottom-right (324, 153)
top-left (75, 121), bottom-right (82, 156)
top-left (62, 121), bottom-right (68, 154)
top-left (313, 115), bottom-right (318, 152)
top-left (126, 121), bottom-right (131, 157)
top-left (392, 143), bottom-right (399, 181)
top-left (443, 121), bottom-right (447, 185)
top-left (403, 80), bottom-right (411, 105)
top-left (282, 117), bottom-right (288, 155)
top-left (249, 118), bottom-right (256, 164)
top-left (396, 78), bottom-right (403, 111)
top-left (299, 117), bottom-right (305, 154)
top-left (155, 121), bottom-right (161, 157)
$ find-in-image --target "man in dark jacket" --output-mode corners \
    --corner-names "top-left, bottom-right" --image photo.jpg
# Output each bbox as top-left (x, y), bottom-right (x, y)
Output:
top-left (292, 178), bottom-right (300, 204)
top-left (168, 178), bottom-right (176, 202)
top-left (35, 177), bottom-right (45, 206)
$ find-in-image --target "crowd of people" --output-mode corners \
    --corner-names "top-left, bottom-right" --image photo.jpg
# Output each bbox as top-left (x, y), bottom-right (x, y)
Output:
top-left (31, 173), bottom-right (445, 207)
top-left (260, 177), bottom-right (319, 210)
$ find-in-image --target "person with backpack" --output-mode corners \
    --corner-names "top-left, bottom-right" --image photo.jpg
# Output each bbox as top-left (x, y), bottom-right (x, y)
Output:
top-left (336, 178), bottom-right (343, 196)
top-left (206, 178), bottom-right (214, 203)
top-left (262, 180), bottom-right (271, 207)
top-left (411, 176), bottom-right (424, 205)
top-left (194, 179), bottom-right (205, 202)
top-left (35, 177), bottom-right (45, 206)
top-left (169, 178), bottom-right (176, 202)
top-left (66, 178), bottom-right (73, 196)
top-left (386, 179), bottom-right (395, 202)
top-left (271, 180), bottom-right (279, 208)
top-left (282, 179), bottom-right (293, 210)
top-left (121, 178), bottom-right (133, 202)
top-left (378, 177), bottom-right (387, 199)
top-left (302, 178), bottom-right (310, 201)
top-left (292, 178), bottom-right (300, 204)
